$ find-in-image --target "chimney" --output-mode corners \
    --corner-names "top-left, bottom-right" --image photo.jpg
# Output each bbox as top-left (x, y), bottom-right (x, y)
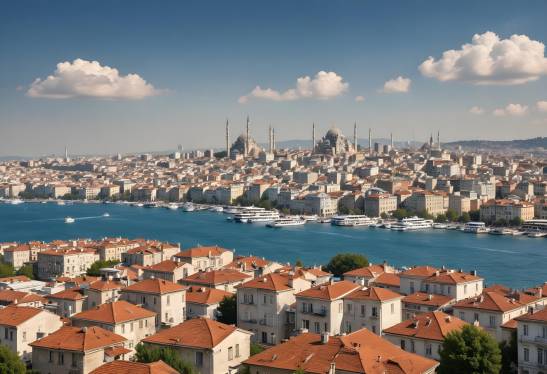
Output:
top-left (321, 332), bottom-right (330, 344)
top-left (427, 294), bottom-right (433, 301)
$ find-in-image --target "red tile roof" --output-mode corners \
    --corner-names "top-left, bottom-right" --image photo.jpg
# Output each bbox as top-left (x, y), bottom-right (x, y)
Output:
top-left (72, 300), bottom-right (156, 324)
top-left (402, 292), bottom-right (454, 307)
top-left (384, 311), bottom-right (468, 342)
top-left (182, 269), bottom-right (251, 286)
top-left (345, 286), bottom-right (402, 302)
top-left (176, 246), bottom-right (229, 258)
top-left (90, 360), bottom-right (178, 374)
top-left (123, 278), bottom-right (185, 295)
top-left (515, 307), bottom-right (547, 323)
top-left (244, 329), bottom-right (438, 374)
top-left (30, 325), bottom-right (126, 352)
top-left (372, 272), bottom-right (401, 287)
top-left (185, 286), bottom-right (233, 305)
top-left (0, 290), bottom-right (46, 305)
top-left (142, 318), bottom-right (238, 349)
top-left (296, 281), bottom-right (360, 301)
top-left (47, 288), bottom-right (86, 301)
top-left (343, 264), bottom-right (386, 278)
top-left (238, 273), bottom-right (293, 292)
top-left (145, 260), bottom-right (187, 273)
top-left (88, 279), bottom-right (123, 292)
top-left (0, 306), bottom-right (44, 326)
top-left (401, 266), bottom-right (438, 278)
top-left (453, 291), bottom-right (524, 313)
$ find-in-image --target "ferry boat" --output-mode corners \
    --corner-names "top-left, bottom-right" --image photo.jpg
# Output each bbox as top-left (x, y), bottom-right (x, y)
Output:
top-left (463, 222), bottom-right (489, 234)
top-left (526, 231), bottom-right (547, 238)
top-left (301, 215), bottom-right (318, 222)
top-left (245, 211), bottom-right (280, 223)
top-left (331, 215), bottom-right (376, 227)
top-left (7, 199), bottom-right (24, 205)
top-left (64, 217), bottom-right (75, 223)
top-left (209, 206), bottom-right (224, 213)
top-left (266, 217), bottom-right (306, 228)
top-left (166, 203), bottom-right (179, 210)
top-left (391, 217), bottom-right (434, 231)
top-left (318, 217), bottom-right (332, 224)
top-left (489, 228), bottom-right (513, 235)
top-left (521, 219), bottom-right (547, 233)
top-left (433, 223), bottom-right (448, 229)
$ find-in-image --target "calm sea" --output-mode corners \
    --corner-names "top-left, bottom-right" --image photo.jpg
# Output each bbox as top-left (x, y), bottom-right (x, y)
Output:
top-left (0, 202), bottom-right (545, 289)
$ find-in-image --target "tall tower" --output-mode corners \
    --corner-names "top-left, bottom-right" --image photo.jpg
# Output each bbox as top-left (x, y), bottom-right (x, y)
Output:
top-left (272, 128), bottom-right (276, 152)
top-left (245, 116), bottom-right (250, 157)
top-left (390, 133), bottom-right (394, 149)
top-left (437, 131), bottom-right (440, 149)
top-left (368, 128), bottom-right (372, 155)
top-left (429, 133), bottom-right (433, 148)
top-left (64, 146), bottom-right (68, 161)
top-left (353, 122), bottom-right (357, 151)
top-left (312, 123), bottom-right (316, 152)
top-left (225, 119), bottom-right (230, 157)
top-left (268, 125), bottom-right (273, 153)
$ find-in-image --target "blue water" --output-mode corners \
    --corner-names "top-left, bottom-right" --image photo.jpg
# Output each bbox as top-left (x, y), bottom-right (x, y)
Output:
top-left (0, 203), bottom-right (545, 288)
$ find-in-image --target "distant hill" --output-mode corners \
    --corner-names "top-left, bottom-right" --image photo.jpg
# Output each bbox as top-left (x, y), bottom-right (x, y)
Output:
top-left (443, 137), bottom-right (547, 150)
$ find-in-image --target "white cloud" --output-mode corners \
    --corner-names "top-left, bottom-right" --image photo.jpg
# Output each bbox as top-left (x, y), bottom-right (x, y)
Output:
top-left (381, 76), bottom-right (411, 93)
top-left (469, 106), bottom-right (484, 115)
top-left (354, 95), bottom-right (365, 102)
top-left (419, 31), bottom-right (547, 85)
top-left (27, 58), bottom-right (161, 100)
top-left (492, 103), bottom-right (528, 116)
top-left (239, 71), bottom-right (348, 103)
top-left (537, 100), bottom-right (547, 112)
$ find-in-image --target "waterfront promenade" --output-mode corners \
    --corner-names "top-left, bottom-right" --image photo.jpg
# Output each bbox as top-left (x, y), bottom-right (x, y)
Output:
top-left (1, 202), bottom-right (545, 288)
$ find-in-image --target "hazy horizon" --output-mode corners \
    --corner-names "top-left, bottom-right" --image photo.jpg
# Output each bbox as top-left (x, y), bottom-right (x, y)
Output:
top-left (1, 0), bottom-right (547, 157)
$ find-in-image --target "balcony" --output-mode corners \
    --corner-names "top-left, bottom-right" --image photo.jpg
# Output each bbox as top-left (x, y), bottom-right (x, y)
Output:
top-left (241, 319), bottom-right (257, 324)
top-left (313, 310), bottom-right (328, 317)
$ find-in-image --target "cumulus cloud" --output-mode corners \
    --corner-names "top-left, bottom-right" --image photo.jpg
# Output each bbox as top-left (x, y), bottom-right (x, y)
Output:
top-left (419, 31), bottom-right (547, 85)
top-left (381, 76), bottom-right (411, 93)
top-left (537, 100), bottom-right (547, 112)
top-left (238, 71), bottom-right (348, 103)
top-left (354, 95), bottom-right (365, 102)
top-left (27, 58), bottom-right (161, 100)
top-left (469, 106), bottom-right (484, 115)
top-left (492, 103), bottom-right (528, 117)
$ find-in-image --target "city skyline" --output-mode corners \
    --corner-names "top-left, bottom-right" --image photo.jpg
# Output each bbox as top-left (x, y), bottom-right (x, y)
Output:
top-left (1, 0), bottom-right (547, 157)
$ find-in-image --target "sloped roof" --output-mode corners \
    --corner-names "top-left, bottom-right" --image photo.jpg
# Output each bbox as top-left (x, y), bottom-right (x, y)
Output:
top-left (176, 246), bottom-right (228, 258)
top-left (185, 286), bottom-right (233, 305)
top-left (384, 311), bottom-right (468, 342)
top-left (30, 325), bottom-right (126, 352)
top-left (123, 278), bottom-right (185, 295)
top-left (182, 269), bottom-right (251, 286)
top-left (72, 300), bottom-right (156, 324)
top-left (345, 286), bottom-right (402, 302)
top-left (238, 273), bottom-right (293, 292)
top-left (90, 360), bottom-right (178, 374)
top-left (0, 305), bottom-right (44, 327)
top-left (296, 281), bottom-right (360, 301)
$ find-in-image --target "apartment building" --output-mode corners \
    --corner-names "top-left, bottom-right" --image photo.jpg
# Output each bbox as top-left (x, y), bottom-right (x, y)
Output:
top-left (480, 199), bottom-right (535, 223)
top-left (244, 329), bottom-right (439, 374)
top-left (86, 279), bottom-right (123, 308)
top-left (399, 266), bottom-right (439, 295)
top-left (142, 318), bottom-right (252, 374)
top-left (0, 306), bottom-right (63, 362)
top-left (47, 288), bottom-right (87, 317)
top-left (31, 326), bottom-right (129, 374)
top-left (295, 280), bottom-right (360, 336)
top-left (121, 243), bottom-right (180, 267)
top-left (37, 249), bottom-right (99, 280)
top-left (142, 259), bottom-right (195, 283)
top-left (185, 286), bottom-right (233, 320)
top-left (96, 240), bottom-right (140, 262)
top-left (515, 307), bottom-right (547, 374)
top-left (405, 191), bottom-right (445, 216)
top-left (71, 300), bottom-right (157, 352)
top-left (223, 255), bottom-right (283, 278)
top-left (3, 245), bottom-right (30, 269)
top-left (343, 262), bottom-right (396, 286)
top-left (384, 311), bottom-right (468, 360)
top-left (364, 193), bottom-right (398, 217)
top-left (121, 278), bottom-right (186, 327)
top-left (421, 269), bottom-right (484, 301)
top-left (341, 286), bottom-right (403, 335)
top-left (237, 272), bottom-right (312, 345)
top-left (173, 246), bottom-right (234, 272)
top-left (402, 292), bottom-right (454, 320)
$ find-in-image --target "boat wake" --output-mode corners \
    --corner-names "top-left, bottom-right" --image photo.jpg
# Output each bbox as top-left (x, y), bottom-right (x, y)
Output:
top-left (468, 246), bottom-right (517, 254)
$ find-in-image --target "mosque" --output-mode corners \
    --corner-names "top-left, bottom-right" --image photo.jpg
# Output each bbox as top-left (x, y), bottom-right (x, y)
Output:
top-left (314, 126), bottom-right (356, 155)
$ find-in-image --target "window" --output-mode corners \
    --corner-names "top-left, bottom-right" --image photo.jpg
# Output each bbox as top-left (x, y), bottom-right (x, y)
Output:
top-left (139, 320), bottom-right (143, 329)
top-left (361, 305), bottom-right (366, 317)
top-left (302, 320), bottom-right (309, 329)
top-left (523, 324), bottom-right (529, 336)
top-left (400, 340), bottom-right (406, 350)
top-left (153, 297), bottom-right (157, 305)
top-left (314, 322), bottom-right (320, 333)
top-left (261, 332), bottom-right (268, 344)
top-left (447, 286), bottom-right (451, 294)
top-left (474, 313), bottom-right (479, 322)
top-left (9, 331), bottom-right (13, 341)
top-left (539, 348), bottom-right (544, 365)
top-left (345, 321), bottom-right (351, 333)
top-left (425, 343), bottom-right (432, 356)
top-left (122, 324), bottom-right (125, 333)
top-left (195, 352), bottom-right (203, 367)
top-left (49, 351), bottom-right (53, 363)
top-left (489, 316), bottom-right (496, 327)
top-left (464, 285), bottom-right (468, 294)
top-left (543, 326), bottom-right (547, 339)
top-left (71, 353), bottom-right (77, 368)
top-left (235, 344), bottom-right (240, 358)
top-left (391, 303), bottom-right (395, 314)
top-left (228, 347), bottom-right (233, 360)
top-left (58, 352), bottom-right (64, 365)
top-left (372, 325), bottom-right (376, 334)
top-left (459, 311), bottom-right (465, 320)
top-left (410, 340), bottom-right (415, 353)
top-left (263, 295), bottom-right (267, 304)
top-left (410, 282), bottom-right (415, 294)
top-left (4, 328), bottom-right (7, 340)
top-left (22, 331), bottom-right (26, 342)
top-left (347, 303), bottom-right (352, 312)
top-left (524, 348), bottom-right (529, 362)
top-left (167, 295), bottom-right (170, 306)
top-left (339, 303), bottom-right (343, 313)
top-left (372, 307), bottom-right (378, 317)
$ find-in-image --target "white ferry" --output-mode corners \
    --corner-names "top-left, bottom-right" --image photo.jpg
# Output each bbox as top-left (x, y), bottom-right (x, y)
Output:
top-left (489, 228), bottom-right (513, 235)
top-left (267, 217), bottom-right (306, 228)
top-left (433, 223), bottom-right (448, 229)
top-left (181, 203), bottom-right (195, 212)
top-left (245, 211), bottom-right (280, 223)
top-left (166, 203), bottom-right (179, 210)
top-left (463, 221), bottom-right (489, 234)
top-left (391, 217), bottom-right (433, 231)
top-left (103, 213), bottom-right (110, 217)
top-left (318, 217), bottom-right (332, 224)
top-left (7, 199), bottom-right (24, 205)
top-left (209, 206), bottom-right (224, 213)
top-left (331, 215), bottom-right (376, 227)
top-left (301, 215), bottom-right (318, 222)
top-left (64, 217), bottom-right (75, 223)
top-left (521, 219), bottom-right (547, 233)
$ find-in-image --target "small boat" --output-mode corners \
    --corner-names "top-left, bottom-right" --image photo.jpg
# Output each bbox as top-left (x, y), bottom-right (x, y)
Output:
top-left (8, 199), bottom-right (24, 205)
top-left (526, 231), bottom-right (547, 238)
top-left (380, 223), bottom-right (391, 229)
top-left (143, 203), bottom-right (157, 208)
top-left (318, 217), bottom-right (332, 224)
top-left (301, 215), bottom-right (318, 222)
top-left (166, 203), bottom-right (179, 210)
top-left (433, 223), bottom-right (448, 229)
top-left (181, 203), bottom-right (195, 212)
top-left (103, 213), bottom-right (110, 217)
top-left (64, 217), bottom-right (75, 223)
top-left (463, 222), bottom-right (489, 234)
top-left (267, 217), bottom-right (306, 228)
top-left (489, 228), bottom-right (512, 235)
top-left (512, 230), bottom-right (525, 236)
top-left (209, 206), bottom-right (224, 213)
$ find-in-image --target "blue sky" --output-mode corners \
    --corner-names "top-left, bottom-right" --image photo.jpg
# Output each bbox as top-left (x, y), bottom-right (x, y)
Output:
top-left (1, 0), bottom-right (546, 156)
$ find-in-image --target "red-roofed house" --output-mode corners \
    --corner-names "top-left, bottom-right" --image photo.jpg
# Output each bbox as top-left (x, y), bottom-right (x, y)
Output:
top-left (515, 307), bottom-right (547, 373)
top-left (185, 286), bottom-right (232, 320)
top-left (181, 269), bottom-right (251, 293)
top-left (173, 246), bottom-right (234, 272)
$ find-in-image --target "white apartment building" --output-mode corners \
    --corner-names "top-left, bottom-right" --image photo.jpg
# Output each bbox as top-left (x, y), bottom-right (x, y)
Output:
top-left (515, 307), bottom-right (547, 374)
top-left (173, 246), bottom-right (234, 272)
top-left (37, 249), bottom-right (99, 280)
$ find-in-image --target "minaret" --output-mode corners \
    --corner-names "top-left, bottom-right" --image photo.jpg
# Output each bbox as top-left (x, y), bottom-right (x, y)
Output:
top-left (312, 123), bottom-right (316, 152)
top-left (225, 119), bottom-right (230, 157)
top-left (64, 146), bottom-right (68, 161)
top-left (429, 134), bottom-right (433, 148)
top-left (368, 128), bottom-right (372, 155)
top-left (272, 128), bottom-right (276, 152)
top-left (437, 131), bottom-right (441, 149)
top-left (268, 125), bottom-right (273, 153)
top-left (390, 133), bottom-right (394, 149)
top-left (353, 122), bottom-right (357, 151)
top-left (245, 116), bottom-right (250, 157)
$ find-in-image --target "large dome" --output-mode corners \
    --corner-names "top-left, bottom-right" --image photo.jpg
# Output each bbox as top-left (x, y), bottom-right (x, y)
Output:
top-left (326, 127), bottom-right (342, 138)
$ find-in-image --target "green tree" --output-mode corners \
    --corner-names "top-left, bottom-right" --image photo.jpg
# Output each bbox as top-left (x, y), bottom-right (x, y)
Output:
top-left (438, 325), bottom-right (502, 374)
top-left (380, 212), bottom-right (388, 219)
top-left (446, 209), bottom-right (458, 222)
top-left (325, 253), bottom-right (369, 277)
top-left (135, 344), bottom-right (195, 374)
top-left (499, 331), bottom-right (517, 374)
top-left (15, 264), bottom-right (34, 280)
top-left (293, 368), bottom-right (306, 374)
top-left (86, 260), bottom-right (120, 276)
top-left (0, 344), bottom-right (27, 373)
top-left (509, 217), bottom-right (523, 227)
top-left (256, 198), bottom-right (272, 210)
top-left (392, 208), bottom-right (411, 220)
top-left (435, 214), bottom-right (447, 223)
top-left (250, 343), bottom-right (265, 356)
top-left (459, 212), bottom-right (471, 223)
top-left (495, 218), bottom-right (508, 227)
top-left (295, 259), bottom-right (303, 267)
top-left (217, 295), bottom-right (237, 325)
top-left (0, 263), bottom-right (14, 278)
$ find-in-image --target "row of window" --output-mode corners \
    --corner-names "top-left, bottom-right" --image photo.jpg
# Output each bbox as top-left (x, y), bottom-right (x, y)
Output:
top-left (522, 346), bottom-right (547, 365)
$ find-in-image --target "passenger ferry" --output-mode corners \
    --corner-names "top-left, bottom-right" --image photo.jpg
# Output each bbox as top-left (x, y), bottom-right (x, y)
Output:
top-left (266, 217), bottom-right (306, 228)
top-left (331, 215), bottom-right (376, 227)
top-left (225, 206), bottom-right (265, 215)
top-left (234, 209), bottom-right (278, 223)
top-left (521, 219), bottom-right (547, 233)
top-left (391, 217), bottom-right (434, 231)
top-left (463, 221), bottom-right (489, 234)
